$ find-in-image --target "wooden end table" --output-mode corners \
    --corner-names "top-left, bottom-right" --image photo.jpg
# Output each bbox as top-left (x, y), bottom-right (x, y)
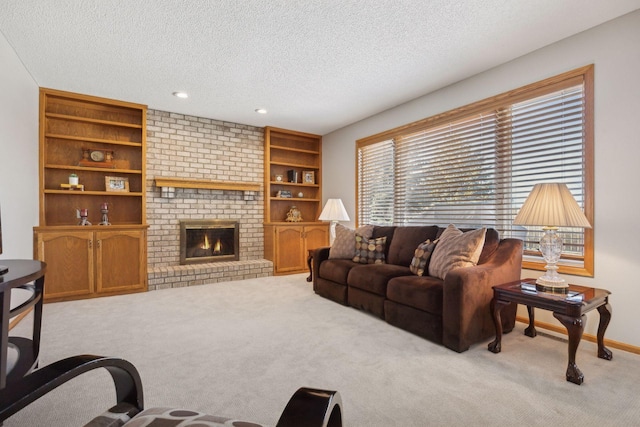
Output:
top-left (488, 279), bottom-right (612, 385)
top-left (306, 249), bottom-right (314, 282)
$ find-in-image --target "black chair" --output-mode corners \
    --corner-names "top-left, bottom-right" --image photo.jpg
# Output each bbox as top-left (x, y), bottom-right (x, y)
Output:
top-left (0, 354), bottom-right (343, 426)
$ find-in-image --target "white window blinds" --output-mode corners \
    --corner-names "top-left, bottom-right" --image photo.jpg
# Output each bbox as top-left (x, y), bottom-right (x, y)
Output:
top-left (394, 112), bottom-right (498, 228)
top-left (501, 86), bottom-right (587, 258)
top-left (357, 140), bottom-right (395, 225)
top-left (357, 67), bottom-right (592, 273)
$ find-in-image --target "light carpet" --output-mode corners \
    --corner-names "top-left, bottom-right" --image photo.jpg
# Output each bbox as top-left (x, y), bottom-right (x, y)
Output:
top-left (8, 274), bottom-right (640, 426)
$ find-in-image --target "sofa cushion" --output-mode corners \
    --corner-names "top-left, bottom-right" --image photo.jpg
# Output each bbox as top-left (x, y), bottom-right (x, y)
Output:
top-left (318, 259), bottom-right (358, 285)
top-left (387, 226), bottom-right (439, 266)
top-left (347, 263), bottom-right (412, 295)
top-left (352, 235), bottom-right (387, 264)
top-left (329, 224), bottom-right (374, 259)
top-left (386, 275), bottom-right (444, 315)
top-left (371, 226), bottom-right (397, 259)
top-left (409, 239), bottom-right (438, 276)
top-left (478, 228), bottom-right (500, 264)
top-left (384, 300), bottom-right (443, 344)
top-left (428, 225), bottom-right (486, 280)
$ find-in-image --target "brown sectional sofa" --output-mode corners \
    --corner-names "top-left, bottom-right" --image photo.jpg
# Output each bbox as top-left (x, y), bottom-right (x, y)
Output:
top-left (313, 225), bottom-right (523, 352)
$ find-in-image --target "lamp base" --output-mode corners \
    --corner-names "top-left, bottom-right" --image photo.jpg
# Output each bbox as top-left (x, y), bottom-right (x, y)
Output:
top-left (536, 226), bottom-right (568, 293)
top-left (329, 221), bottom-right (338, 246)
top-left (535, 276), bottom-right (569, 294)
top-left (0, 265), bottom-right (8, 275)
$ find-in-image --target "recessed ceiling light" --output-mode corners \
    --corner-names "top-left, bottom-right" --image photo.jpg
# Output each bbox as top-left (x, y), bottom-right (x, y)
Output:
top-left (255, 108), bottom-right (267, 114)
top-left (173, 91), bottom-right (189, 99)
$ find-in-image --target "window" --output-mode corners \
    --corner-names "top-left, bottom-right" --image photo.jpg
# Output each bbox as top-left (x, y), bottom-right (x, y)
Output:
top-left (356, 66), bottom-right (594, 276)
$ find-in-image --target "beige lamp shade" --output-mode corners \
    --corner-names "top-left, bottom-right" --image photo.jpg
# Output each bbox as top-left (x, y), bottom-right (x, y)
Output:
top-left (513, 183), bottom-right (591, 228)
top-left (319, 199), bottom-right (350, 222)
top-left (319, 199), bottom-right (350, 245)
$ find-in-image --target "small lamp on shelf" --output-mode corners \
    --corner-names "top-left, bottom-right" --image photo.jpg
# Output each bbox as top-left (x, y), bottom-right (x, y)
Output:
top-left (318, 198), bottom-right (350, 245)
top-left (513, 183), bottom-right (591, 292)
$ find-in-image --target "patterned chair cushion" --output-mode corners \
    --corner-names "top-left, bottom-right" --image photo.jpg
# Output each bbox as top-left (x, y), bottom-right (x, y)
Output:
top-left (125, 407), bottom-right (269, 427)
top-left (87, 405), bottom-right (270, 427)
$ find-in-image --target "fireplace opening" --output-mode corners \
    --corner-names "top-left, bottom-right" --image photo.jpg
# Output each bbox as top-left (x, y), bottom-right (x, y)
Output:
top-left (180, 220), bottom-right (239, 264)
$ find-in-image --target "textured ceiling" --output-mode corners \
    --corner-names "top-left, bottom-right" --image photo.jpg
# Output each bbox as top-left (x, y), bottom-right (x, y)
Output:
top-left (1, 1), bottom-right (639, 135)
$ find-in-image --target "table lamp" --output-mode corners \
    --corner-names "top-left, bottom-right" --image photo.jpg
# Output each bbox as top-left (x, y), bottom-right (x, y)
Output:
top-left (318, 198), bottom-right (350, 245)
top-left (513, 183), bottom-right (591, 292)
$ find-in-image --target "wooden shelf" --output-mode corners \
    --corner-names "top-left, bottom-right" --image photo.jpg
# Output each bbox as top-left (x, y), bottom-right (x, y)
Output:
top-left (154, 177), bottom-right (261, 192)
top-left (45, 164), bottom-right (142, 175)
top-left (270, 197), bottom-right (320, 202)
top-left (45, 113), bottom-right (143, 129)
top-left (270, 160), bottom-right (319, 169)
top-left (270, 181), bottom-right (319, 188)
top-left (264, 127), bottom-right (327, 274)
top-left (36, 88), bottom-right (148, 301)
top-left (270, 144), bottom-right (320, 155)
top-left (44, 189), bottom-right (144, 196)
top-left (45, 133), bottom-right (143, 147)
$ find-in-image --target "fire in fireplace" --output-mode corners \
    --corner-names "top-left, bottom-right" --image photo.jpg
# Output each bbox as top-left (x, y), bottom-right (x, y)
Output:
top-left (179, 219), bottom-right (239, 264)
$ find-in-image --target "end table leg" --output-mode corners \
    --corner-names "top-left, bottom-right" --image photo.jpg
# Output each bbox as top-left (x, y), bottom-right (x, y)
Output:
top-left (553, 312), bottom-right (586, 385)
top-left (488, 299), bottom-right (509, 353)
top-left (306, 251), bottom-right (313, 282)
top-left (524, 305), bottom-right (537, 338)
top-left (597, 302), bottom-right (613, 360)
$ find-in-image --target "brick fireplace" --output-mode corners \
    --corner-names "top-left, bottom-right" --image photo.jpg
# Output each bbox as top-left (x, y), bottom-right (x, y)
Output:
top-left (180, 219), bottom-right (239, 264)
top-left (145, 110), bottom-right (273, 290)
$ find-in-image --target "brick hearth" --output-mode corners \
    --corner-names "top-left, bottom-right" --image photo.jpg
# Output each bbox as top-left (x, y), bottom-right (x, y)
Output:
top-left (145, 110), bottom-right (272, 290)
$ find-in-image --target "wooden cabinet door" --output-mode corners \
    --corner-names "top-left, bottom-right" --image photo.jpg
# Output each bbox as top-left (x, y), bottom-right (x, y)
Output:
top-left (304, 225), bottom-right (329, 252)
top-left (36, 230), bottom-right (94, 301)
top-left (274, 226), bottom-right (305, 273)
top-left (95, 229), bottom-right (147, 294)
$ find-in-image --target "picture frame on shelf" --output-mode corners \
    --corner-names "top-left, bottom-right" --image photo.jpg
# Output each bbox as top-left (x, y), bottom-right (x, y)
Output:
top-left (105, 176), bottom-right (129, 192)
top-left (276, 190), bottom-right (293, 198)
top-left (303, 170), bottom-right (315, 184)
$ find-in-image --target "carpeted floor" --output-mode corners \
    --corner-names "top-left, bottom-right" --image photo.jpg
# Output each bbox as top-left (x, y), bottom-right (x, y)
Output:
top-left (8, 274), bottom-right (640, 426)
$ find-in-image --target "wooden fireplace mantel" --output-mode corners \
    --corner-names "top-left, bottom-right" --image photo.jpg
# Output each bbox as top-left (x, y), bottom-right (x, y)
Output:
top-left (155, 177), bottom-right (261, 200)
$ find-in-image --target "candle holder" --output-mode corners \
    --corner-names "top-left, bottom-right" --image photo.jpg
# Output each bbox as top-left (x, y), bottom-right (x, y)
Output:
top-left (99, 203), bottom-right (111, 226)
top-left (78, 208), bottom-right (91, 226)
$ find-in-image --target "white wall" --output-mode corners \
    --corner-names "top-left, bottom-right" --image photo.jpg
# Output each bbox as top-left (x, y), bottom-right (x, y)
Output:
top-left (0, 32), bottom-right (39, 259)
top-left (322, 10), bottom-right (640, 347)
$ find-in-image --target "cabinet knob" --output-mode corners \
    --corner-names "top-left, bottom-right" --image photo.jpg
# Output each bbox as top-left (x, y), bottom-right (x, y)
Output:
top-left (88, 240), bottom-right (92, 249)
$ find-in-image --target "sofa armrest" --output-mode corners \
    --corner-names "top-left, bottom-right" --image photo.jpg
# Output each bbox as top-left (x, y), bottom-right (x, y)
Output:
top-left (442, 238), bottom-right (523, 352)
top-left (312, 247), bottom-right (331, 291)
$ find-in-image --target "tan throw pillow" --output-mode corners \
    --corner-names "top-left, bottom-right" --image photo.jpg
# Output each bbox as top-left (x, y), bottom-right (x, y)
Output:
top-left (409, 239), bottom-right (438, 276)
top-left (428, 225), bottom-right (487, 280)
top-left (329, 224), bottom-right (374, 259)
top-left (352, 235), bottom-right (387, 264)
